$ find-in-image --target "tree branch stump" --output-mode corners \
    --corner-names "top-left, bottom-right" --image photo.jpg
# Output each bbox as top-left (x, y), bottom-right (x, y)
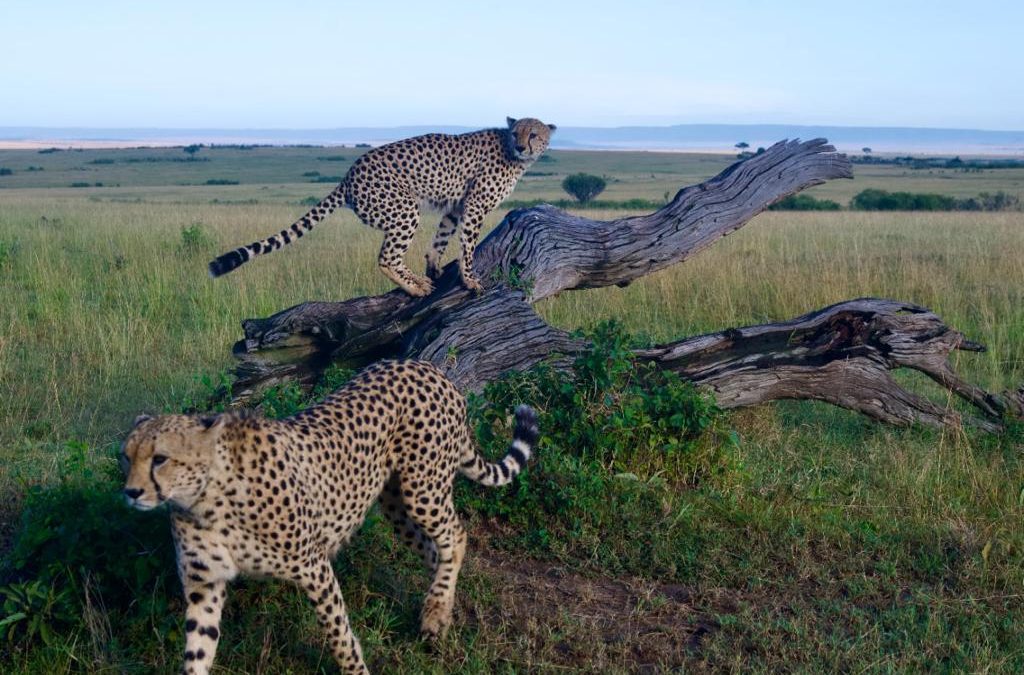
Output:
top-left (228, 139), bottom-right (1021, 432)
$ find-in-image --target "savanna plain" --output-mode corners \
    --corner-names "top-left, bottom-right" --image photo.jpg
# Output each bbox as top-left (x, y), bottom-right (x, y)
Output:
top-left (1, 144), bottom-right (1023, 673)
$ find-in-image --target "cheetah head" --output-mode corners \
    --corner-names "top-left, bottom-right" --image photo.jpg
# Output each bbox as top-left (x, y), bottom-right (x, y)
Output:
top-left (121, 413), bottom-right (227, 511)
top-left (507, 117), bottom-right (556, 162)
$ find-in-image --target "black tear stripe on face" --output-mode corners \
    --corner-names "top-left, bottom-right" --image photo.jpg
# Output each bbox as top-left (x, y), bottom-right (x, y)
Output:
top-left (150, 464), bottom-right (167, 503)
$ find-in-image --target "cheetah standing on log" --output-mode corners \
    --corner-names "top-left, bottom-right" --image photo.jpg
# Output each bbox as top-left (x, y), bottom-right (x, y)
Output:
top-left (209, 118), bottom-right (557, 296)
top-left (121, 360), bottom-right (540, 674)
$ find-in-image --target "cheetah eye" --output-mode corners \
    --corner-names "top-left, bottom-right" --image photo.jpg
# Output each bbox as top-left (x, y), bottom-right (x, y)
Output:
top-left (529, 132), bottom-right (537, 139)
top-left (152, 454), bottom-right (168, 467)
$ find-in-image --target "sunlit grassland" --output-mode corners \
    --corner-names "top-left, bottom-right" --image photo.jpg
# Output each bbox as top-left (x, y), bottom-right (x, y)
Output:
top-left (2, 147), bottom-right (1024, 672)
top-left (2, 191), bottom-right (1020, 450)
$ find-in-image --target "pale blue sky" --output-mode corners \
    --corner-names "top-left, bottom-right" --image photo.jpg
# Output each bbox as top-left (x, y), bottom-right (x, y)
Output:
top-left (2, 0), bottom-right (1021, 130)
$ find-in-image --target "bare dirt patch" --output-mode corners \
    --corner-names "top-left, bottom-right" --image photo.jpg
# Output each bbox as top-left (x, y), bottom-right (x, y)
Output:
top-left (462, 551), bottom-right (724, 672)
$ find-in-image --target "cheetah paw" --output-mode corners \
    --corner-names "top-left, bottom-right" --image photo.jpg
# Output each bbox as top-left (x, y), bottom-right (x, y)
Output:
top-left (461, 276), bottom-right (484, 294)
top-left (402, 276), bottom-right (434, 297)
top-left (419, 598), bottom-right (453, 641)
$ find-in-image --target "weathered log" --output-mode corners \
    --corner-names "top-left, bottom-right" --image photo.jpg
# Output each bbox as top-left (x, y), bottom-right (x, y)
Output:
top-left (227, 139), bottom-right (1021, 432)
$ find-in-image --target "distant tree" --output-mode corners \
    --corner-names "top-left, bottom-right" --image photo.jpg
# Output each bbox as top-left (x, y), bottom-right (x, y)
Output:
top-left (756, 147), bottom-right (766, 155)
top-left (562, 173), bottom-right (607, 203)
top-left (183, 144), bottom-right (203, 158)
top-left (862, 147), bottom-right (872, 154)
top-left (735, 141), bottom-right (750, 150)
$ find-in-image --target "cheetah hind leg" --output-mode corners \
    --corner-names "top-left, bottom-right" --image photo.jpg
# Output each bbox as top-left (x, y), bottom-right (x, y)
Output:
top-left (403, 490), bottom-right (467, 641)
top-left (378, 474), bottom-right (438, 570)
top-left (424, 214), bottom-right (458, 281)
top-left (378, 222), bottom-right (433, 297)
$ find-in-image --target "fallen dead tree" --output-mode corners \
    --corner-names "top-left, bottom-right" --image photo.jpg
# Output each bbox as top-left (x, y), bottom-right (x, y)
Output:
top-left (227, 139), bottom-right (1022, 432)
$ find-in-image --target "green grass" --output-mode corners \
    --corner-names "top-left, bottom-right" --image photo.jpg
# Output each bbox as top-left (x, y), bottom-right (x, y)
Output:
top-left (1, 147), bottom-right (1023, 672)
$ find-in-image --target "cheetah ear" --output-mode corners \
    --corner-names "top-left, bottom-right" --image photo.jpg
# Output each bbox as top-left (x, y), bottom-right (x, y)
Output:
top-left (506, 117), bottom-right (517, 128)
top-left (548, 123), bottom-right (557, 132)
top-left (197, 412), bottom-right (235, 434)
top-left (133, 414), bottom-right (152, 427)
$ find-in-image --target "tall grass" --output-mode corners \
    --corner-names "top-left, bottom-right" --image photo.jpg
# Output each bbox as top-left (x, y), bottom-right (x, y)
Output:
top-left (1, 195), bottom-right (1021, 450)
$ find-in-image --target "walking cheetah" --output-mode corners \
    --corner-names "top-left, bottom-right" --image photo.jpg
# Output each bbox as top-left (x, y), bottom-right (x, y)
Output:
top-left (208, 117), bottom-right (556, 296)
top-left (121, 360), bottom-right (539, 674)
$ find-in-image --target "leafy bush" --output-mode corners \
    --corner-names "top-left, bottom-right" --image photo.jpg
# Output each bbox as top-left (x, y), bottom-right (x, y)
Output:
top-left (768, 194), bottom-right (842, 211)
top-left (86, 159), bottom-right (115, 165)
top-left (851, 189), bottom-right (957, 211)
top-left (302, 171), bottom-right (320, 177)
top-left (851, 189), bottom-right (1020, 211)
top-left (0, 168), bottom-right (13, 176)
top-left (457, 322), bottom-right (735, 564)
top-left (204, 179), bottom-right (239, 185)
top-left (561, 173), bottom-right (607, 203)
top-left (69, 182), bottom-right (91, 188)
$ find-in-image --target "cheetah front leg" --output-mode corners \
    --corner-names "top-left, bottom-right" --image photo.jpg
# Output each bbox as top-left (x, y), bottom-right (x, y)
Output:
top-left (180, 576), bottom-right (227, 675)
top-left (298, 559), bottom-right (369, 674)
top-left (456, 205), bottom-right (487, 294)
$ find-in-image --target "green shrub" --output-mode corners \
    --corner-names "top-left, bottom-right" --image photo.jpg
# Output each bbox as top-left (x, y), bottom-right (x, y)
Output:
top-left (179, 222), bottom-right (214, 252)
top-left (768, 194), bottom-right (842, 211)
top-left (0, 168), bottom-right (13, 176)
top-left (561, 173), bottom-right (607, 203)
top-left (204, 179), bottom-right (239, 186)
top-left (457, 321), bottom-right (734, 566)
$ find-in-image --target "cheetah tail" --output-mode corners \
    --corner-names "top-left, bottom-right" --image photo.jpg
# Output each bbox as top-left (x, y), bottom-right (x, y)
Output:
top-left (459, 405), bottom-right (539, 487)
top-left (208, 183), bottom-right (348, 278)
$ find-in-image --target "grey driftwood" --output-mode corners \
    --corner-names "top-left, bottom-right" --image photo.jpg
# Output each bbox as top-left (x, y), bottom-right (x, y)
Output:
top-left (228, 139), bottom-right (1022, 432)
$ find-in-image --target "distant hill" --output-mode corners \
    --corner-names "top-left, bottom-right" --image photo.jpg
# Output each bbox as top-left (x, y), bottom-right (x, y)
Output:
top-left (2, 124), bottom-right (1022, 155)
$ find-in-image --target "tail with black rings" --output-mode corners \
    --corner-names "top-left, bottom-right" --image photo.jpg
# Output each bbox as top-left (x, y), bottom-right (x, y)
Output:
top-left (208, 183), bottom-right (348, 277)
top-left (459, 405), bottom-right (539, 487)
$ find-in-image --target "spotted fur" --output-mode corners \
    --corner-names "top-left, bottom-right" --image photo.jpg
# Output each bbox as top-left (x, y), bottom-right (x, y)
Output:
top-left (208, 117), bottom-right (556, 296)
top-left (121, 360), bottom-right (539, 674)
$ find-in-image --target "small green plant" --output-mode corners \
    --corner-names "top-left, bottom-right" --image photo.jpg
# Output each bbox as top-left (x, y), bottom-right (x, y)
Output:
top-left (561, 173), bottom-right (607, 203)
top-left (0, 580), bottom-right (76, 645)
top-left (204, 178), bottom-right (239, 185)
top-left (0, 238), bottom-right (18, 268)
top-left (490, 264), bottom-right (533, 293)
top-left (0, 168), bottom-right (13, 176)
top-left (179, 222), bottom-right (214, 252)
top-left (255, 364), bottom-right (355, 419)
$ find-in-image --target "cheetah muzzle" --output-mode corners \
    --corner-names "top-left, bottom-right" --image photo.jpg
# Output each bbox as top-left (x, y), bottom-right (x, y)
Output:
top-left (121, 360), bottom-right (540, 674)
top-left (209, 117), bottom-right (556, 297)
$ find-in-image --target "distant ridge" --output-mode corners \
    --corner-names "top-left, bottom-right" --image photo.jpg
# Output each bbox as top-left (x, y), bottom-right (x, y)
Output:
top-left (2, 124), bottom-right (1022, 155)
